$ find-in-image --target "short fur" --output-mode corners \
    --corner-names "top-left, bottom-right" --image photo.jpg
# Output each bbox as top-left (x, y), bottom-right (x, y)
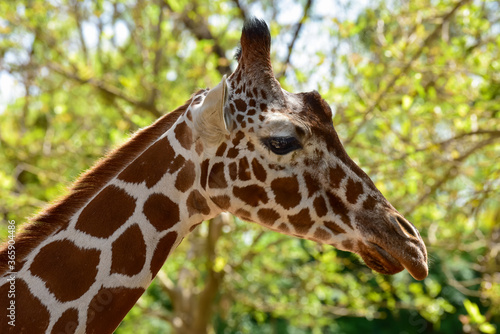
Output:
top-left (0, 94), bottom-right (200, 275)
top-left (239, 18), bottom-right (272, 71)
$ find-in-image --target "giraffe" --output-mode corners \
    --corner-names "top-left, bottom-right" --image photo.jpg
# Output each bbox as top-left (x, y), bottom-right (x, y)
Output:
top-left (0, 18), bottom-right (427, 333)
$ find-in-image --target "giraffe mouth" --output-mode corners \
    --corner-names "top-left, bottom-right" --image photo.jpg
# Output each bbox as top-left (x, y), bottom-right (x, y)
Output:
top-left (358, 242), bottom-right (404, 276)
top-left (357, 241), bottom-right (428, 280)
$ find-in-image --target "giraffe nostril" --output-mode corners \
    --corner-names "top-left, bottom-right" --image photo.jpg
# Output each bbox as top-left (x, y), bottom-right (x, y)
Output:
top-left (394, 215), bottom-right (419, 238)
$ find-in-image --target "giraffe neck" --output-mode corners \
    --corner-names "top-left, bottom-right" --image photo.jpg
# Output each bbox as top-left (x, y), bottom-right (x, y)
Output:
top-left (0, 94), bottom-right (220, 333)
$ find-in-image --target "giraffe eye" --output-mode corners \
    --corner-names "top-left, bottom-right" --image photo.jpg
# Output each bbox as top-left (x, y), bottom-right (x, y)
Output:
top-left (262, 137), bottom-right (302, 155)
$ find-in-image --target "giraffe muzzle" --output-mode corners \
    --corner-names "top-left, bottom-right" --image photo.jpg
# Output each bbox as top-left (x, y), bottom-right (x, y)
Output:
top-left (359, 242), bottom-right (405, 275)
top-left (357, 239), bottom-right (428, 280)
top-left (354, 212), bottom-right (428, 280)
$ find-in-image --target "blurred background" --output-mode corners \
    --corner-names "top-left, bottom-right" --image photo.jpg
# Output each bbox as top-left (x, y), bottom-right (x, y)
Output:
top-left (0, 0), bottom-right (499, 333)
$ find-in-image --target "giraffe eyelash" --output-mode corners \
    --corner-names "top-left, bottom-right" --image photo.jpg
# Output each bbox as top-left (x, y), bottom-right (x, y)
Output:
top-left (261, 136), bottom-right (302, 155)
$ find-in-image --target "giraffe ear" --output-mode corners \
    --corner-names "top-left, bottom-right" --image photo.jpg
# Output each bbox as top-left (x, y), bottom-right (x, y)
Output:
top-left (193, 75), bottom-right (230, 146)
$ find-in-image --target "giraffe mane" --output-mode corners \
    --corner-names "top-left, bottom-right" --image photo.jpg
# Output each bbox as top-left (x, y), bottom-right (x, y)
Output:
top-left (0, 93), bottom-right (201, 276)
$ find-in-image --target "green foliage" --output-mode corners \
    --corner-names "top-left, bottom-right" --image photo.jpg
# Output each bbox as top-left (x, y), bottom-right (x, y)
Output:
top-left (1, 0), bottom-right (499, 333)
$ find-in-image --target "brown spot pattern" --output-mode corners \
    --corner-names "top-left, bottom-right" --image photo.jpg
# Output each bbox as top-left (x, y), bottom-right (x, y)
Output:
top-left (150, 231), bottom-right (178, 276)
top-left (143, 193), bottom-right (179, 231)
top-left (288, 208), bottom-right (315, 234)
top-left (342, 240), bottom-right (353, 250)
top-left (210, 195), bottom-right (231, 210)
top-left (257, 208), bottom-right (280, 226)
top-left (175, 160), bottom-right (195, 192)
top-left (200, 159), bottom-right (209, 189)
top-left (363, 194), bottom-right (377, 211)
top-left (304, 158), bottom-right (314, 167)
top-left (303, 172), bottom-right (321, 197)
top-left (110, 224), bottom-right (146, 276)
top-left (186, 190), bottom-right (211, 216)
top-left (247, 141), bottom-right (255, 151)
top-left (252, 88), bottom-right (258, 99)
top-left (234, 99), bottom-right (247, 112)
top-left (313, 227), bottom-right (331, 241)
top-left (192, 96), bottom-right (203, 105)
top-left (326, 192), bottom-right (352, 228)
top-left (174, 121), bottom-right (193, 150)
top-left (271, 177), bottom-right (301, 209)
top-left (227, 147), bottom-right (239, 158)
top-left (215, 142), bottom-right (227, 156)
top-left (229, 103), bottom-right (236, 115)
top-left (235, 209), bottom-right (252, 221)
top-left (345, 178), bottom-right (364, 204)
top-left (278, 223), bottom-right (290, 233)
top-left (195, 141), bottom-right (204, 155)
top-left (329, 164), bottom-right (346, 189)
top-left (118, 136), bottom-right (174, 187)
top-left (30, 240), bottom-right (100, 302)
top-left (52, 308), bottom-right (79, 334)
top-left (260, 89), bottom-right (267, 100)
top-left (238, 157), bottom-right (251, 181)
top-left (232, 131), bottom-right (245, 147)
top-left (233, 185), bottom-right (269, 206)
top-left (0, 279), bottom-right (50, 332)
top-left (167, 154), bottom-right (186, 174)
top-left (75, 185), bottom-right (135, 238)
top-left (228, 162), bottom-right (238, 181)
top-left (86, 287), bottom-right (145, 334)
top-left (251, 158), bottom-right (267, 182)
top-left (324, 220), bottom-right (346, 235)
top-left (189, 223), bottom-right (202, 232)
top-left (208, 162), bottom-right (228, 189)
top-left (313, 195), bottom-right (328, 217)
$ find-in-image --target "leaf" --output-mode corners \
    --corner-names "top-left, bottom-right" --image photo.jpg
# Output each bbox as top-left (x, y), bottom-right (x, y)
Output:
top-left (402, 95), bottom-right (413, 110)
top-left (480, 323), bottom-right (497, 334)
top-left (464, 299), bottom-right (486, 324)
top-left (213, 256), bottom-right (226, 272)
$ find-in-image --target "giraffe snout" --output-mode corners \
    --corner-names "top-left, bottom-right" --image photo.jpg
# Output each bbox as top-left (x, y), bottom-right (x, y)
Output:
top-left (355, 212), bottom-right (428, 280)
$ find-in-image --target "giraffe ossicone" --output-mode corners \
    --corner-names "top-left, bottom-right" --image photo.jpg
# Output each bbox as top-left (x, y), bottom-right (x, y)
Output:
top-left (0, 18), bottom-right (427, 333)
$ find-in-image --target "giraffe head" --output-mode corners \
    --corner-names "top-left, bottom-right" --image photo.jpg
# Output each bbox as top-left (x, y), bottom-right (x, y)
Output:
top-left (192, 18), bottom-right (427, 280)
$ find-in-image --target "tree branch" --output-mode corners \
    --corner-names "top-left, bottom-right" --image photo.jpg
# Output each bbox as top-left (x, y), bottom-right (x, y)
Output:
top-left (149, 0), bottom-right (167, 107)
top-left (345, 0), bottom-right (472, 145)
top-left (48, 63), bottom-right (163, 117)
top-left (391, 129), bottom-right (500, 164)
top-left (403, 135), bottom-right (499, 215)
top-left (231, 0), bottom-right (248, 21)
top-left (442, 266), bottom-right (483, 297)
top-left (156, 269), bottom-right (180, 303)
top-left (191, 214), bottom-right (229, 332)
top-left (230, 232), bottom-right (290, 272)
top-left (166, 1), bottom-right (232, 76)
top-left (70, 0), bottom-right (89, 65)
top-left (134, 302), bottom-right (174, 324)
top-left (278, 0), bottom-right (314, 79)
